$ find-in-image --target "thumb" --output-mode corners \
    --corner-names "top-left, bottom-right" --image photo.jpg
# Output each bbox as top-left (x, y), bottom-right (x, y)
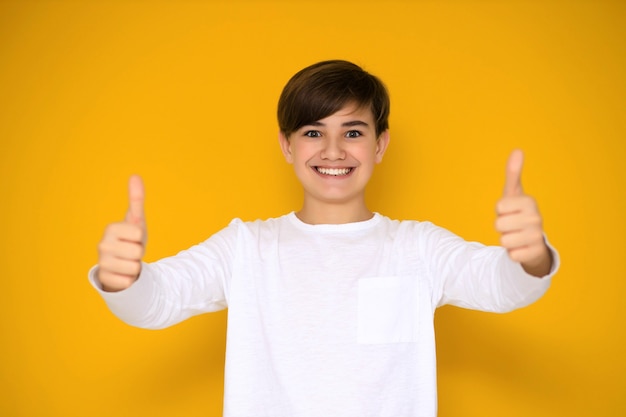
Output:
top-left (503, 149), bottom-right (524, 197)
top-left (125, 175), bottom-right (145, 225)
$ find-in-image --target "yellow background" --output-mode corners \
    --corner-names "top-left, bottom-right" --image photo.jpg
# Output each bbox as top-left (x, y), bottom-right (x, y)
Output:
top-left (1, 0), bottom-right (624, 416)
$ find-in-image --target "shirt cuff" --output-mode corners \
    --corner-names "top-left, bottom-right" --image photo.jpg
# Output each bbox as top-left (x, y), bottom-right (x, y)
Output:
top-left (87, 263), bottom-right (157, 327)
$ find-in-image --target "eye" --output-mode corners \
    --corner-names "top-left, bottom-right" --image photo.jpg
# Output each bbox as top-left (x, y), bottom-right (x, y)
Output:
top-left (345, 130), bottom-right (362, 138)
top-left (304, 130), bottom-right (321, 138)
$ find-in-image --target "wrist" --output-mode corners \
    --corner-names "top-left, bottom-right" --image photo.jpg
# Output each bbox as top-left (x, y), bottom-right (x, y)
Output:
top-left (521, 244), bottom-right (553, 278)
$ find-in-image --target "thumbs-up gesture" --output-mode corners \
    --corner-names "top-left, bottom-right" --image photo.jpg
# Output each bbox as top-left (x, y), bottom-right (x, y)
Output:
top-left (495, 150), bottom-right (552, 277)
top-left (97, 175), bottom-right (147, 292)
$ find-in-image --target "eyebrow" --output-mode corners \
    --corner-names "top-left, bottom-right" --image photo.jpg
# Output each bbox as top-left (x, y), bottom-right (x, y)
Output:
top-left (305, 120), bottom-right (370, 128)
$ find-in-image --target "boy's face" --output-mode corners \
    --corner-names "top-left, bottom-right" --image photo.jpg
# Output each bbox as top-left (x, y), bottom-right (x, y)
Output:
top-left (279, 103), bottom-right (389, 209)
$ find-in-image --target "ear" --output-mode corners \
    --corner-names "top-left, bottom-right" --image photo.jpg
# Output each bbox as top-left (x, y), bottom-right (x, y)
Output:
top-left (278, 131), bottom-right (294, 163)
top-left (375, 130), bottom-right (390, 163)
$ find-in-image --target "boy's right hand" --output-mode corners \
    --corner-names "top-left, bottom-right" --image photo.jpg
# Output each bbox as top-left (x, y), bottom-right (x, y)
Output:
top-left (96, 175), bottom-right (147, 292)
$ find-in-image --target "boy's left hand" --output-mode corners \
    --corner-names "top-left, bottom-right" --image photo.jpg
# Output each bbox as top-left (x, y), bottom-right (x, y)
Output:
top-left (494, 150), bottom-right (553, 277)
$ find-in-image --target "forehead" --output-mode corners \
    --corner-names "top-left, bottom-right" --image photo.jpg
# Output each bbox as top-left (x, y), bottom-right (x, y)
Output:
top-left (312, 102), bottom-right (375, 125)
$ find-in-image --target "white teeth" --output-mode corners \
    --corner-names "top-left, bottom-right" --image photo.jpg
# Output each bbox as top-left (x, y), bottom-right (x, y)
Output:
top-left (316, 167), bottom-right (352, 176)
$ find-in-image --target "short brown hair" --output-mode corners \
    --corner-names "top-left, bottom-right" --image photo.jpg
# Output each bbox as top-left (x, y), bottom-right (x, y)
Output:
top-left (277, 60), bottom-right (390, 138)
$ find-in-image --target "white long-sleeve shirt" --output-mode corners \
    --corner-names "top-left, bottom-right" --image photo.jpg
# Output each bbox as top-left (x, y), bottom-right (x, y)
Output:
top-left (89, 212), bottom-right (559, 417)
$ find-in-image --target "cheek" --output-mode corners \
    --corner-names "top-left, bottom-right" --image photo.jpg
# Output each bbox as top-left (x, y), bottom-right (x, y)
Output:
top-left (356, 145), bottom-right (380, 163)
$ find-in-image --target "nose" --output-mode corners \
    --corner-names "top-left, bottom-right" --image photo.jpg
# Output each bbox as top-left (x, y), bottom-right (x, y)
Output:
top-left (320, 136), bottom-right (346, 160)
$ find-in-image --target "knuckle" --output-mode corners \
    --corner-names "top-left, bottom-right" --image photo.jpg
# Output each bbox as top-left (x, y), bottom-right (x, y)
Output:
top-left (128, 225), bottom-right (143, 242)
top-left (531, 229), bottom-right (544, 242)
top-left (98, 240), bottom-right (114, 253)
top-left (523, 197), bottom-right (539, 212)
top-left (98, 270), bottom-right (115, 286)
top-left (510, 249), bottom-right (526, 263)
top-left (130, 261), bottom-right (142, 276)
top-left (98, 269), bottom-right (110, 280)
top-left (103, 223), bottom-right (120, 236)
top-left (98, 257), bottom-right (114, 271)
top-left (97, 271), bottom-right (113, 286)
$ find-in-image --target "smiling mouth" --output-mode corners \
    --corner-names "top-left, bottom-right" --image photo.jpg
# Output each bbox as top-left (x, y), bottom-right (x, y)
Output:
top-left (315, 167), bottom-right (353, 176)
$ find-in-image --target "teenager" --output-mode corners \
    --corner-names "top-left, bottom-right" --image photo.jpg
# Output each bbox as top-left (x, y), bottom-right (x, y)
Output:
top-left (90, 60), bottom-right (558, 417)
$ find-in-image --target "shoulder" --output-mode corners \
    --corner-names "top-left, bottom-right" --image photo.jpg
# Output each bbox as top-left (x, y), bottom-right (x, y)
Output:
top-left (222, 213), bottom-right (293, 237)
top-left (375, 215), bottom-right (476, 256)
top-left (375, 213), bottom-right (451, 237)
top-left (197, 214), bottom-right (292, 251)
top-left (228, 213), bottom-right (291, 228)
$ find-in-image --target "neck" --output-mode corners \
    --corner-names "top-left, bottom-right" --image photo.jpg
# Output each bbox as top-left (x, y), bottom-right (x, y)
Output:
top-left (296, 198), bottom-right (373, 225)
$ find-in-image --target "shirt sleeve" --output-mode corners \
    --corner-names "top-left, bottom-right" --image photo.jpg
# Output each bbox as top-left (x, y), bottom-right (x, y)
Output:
top-left (419, 222), bottom-right (560, 312)
top-left (88, 220), bottom-right (240, 329)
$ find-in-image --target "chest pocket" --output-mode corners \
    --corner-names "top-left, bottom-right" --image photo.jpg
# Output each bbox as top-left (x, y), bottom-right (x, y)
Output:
top-left (357, 276), bottom-right (419, 344)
